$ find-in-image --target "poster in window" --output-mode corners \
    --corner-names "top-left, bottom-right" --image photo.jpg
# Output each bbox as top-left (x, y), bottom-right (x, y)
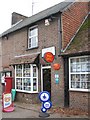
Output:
top-left (81, 63), bottom-right (86, 72)
top-left (72, 64), bottom-right (76, 72)
top-left (86, 63), bottom-right (90, 72)
top-left (76, 64), bottom-right (81, 72)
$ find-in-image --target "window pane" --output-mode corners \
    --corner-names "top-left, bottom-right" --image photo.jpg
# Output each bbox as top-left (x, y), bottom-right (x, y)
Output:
top-left (71, 74), bottom-right (76, 88)
top-left (28, 27), bottom-right (38, 48)
top-left (81, 74), bottom-right (85, 81)
top-left (81, 82), bottom-right (87, 89)
top-left (87, 82), bottom-right (90, 89)
top-left (81, 63), bottom-right (86, 72)
top-left (71, 82), bottom-right (75, 88)
top-left (16, 65), bottom-right (22, 77)
top-left (23, 78), bottom-right (31, 91)
top-left (16, 78), bottom-right (22, 90)
top-left (86, 63), bottom-right (90, 72)
top-left (33, 66), bottom-right (37, 77)
top-left (32, 37), bottom-right (37, 47)
top-left (76, 74), bottom-right (80, 81)
top-left (76, 58), bottom-right (80, 62)
top-left (70, 56), bottom-right (90, 90)
top-left (29, 28), bottom-right (37, 36)
top-left (86, 57), bottom-right (90, 63)
top-left (71, 74), bottom-right (76, 81)
top-left (23, 64), bottom-right (31, 77)
top-left (29, 37), bottom-right (38, 48)
top-left (86, 74), bottom-right (90, 81)
top-left (71, 58), bottom-right (76, 63)
top-left (76, 63), bottom-right (81, 72)
top-left (33, 78), bottom-right (37, 91)
top-left (28, 38), bottom-right (31, 48)
top-left (15, 64), bottom-right (38, 92)
top-left (71, 64), bottom-right (76, 72)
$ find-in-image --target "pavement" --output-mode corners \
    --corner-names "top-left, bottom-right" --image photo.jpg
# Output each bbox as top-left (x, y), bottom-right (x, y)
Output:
top-left (0, 100), bottom-right (89, 119)
top-left (0, 85), bottom-right (89, 119)
top-left (0, 84), bottom-right (89, 119)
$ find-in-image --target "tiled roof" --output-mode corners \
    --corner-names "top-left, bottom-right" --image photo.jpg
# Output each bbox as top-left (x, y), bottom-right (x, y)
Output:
top-left (61, 14), bottom-right (90, 56)
top-left (10, 53), bottom-right (39, 65)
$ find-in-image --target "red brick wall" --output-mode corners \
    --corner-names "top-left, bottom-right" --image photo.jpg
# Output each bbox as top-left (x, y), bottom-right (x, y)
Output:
top-left (0, 38), bottom-right (2, 71)
top-left (1, 15), bottom-right (64, 105)
top-left (62, 2), bottom-right (89, 49)
top-left (70, 92), bottom-right (89, 112)
top-left (1, 1), bottom-right (89, 109)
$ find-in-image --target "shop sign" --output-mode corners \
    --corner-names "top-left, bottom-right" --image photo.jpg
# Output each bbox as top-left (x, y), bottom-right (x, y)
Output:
top-left (44, 52), bottom-right (54, 63)
top-left (55, 74), bottom-right (59, 84)
top-left (53, 63), bottom-right (61, 70)
top-left (39, 91), bottom-right (50, 102)
top-left (42, 46), bottom-right (55, 57)
top-left (3, 93), bottom-right (12, 108)
top-left (43, 101), bottom-right (52, 109)
top-left (39, 91), bottom-right (52, 113)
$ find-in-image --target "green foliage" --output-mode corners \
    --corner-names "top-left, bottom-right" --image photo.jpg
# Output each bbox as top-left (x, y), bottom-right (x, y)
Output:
top-left (80, 17), bottom-right (90, 31)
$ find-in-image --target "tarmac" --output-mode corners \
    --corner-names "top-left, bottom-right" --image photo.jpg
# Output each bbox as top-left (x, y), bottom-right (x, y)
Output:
top-left (0, 85), bottom-right (89, 119)
top-left (1, 101), bottom-right (89, 119)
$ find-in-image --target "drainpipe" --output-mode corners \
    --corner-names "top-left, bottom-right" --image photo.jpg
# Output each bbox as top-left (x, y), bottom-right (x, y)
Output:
top-left (58, 13), bottom-right (62, 55)
top-left (58, 13), bottom-right (69, 107)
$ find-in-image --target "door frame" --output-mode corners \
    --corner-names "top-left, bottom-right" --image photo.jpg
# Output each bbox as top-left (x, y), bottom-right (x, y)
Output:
top-left (41, 65), bottom-right (51, 91)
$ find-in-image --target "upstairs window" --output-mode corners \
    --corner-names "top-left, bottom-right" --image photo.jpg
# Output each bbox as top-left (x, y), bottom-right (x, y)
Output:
top-left (28, 26), bottom-right (38, 49)
top-left (69, 56), bottom-right (90, 92)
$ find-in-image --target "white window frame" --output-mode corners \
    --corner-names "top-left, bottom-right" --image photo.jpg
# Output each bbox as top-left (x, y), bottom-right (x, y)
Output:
top-left (15, 64), bottom-right (38, 93)
top-left (69, 55), bottom-right (90, 92)
top-left (28, 26), bottom-right (38, 49)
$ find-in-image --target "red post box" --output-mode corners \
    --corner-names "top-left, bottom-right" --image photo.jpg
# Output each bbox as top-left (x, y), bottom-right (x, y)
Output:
top-left (5, 77), bottom-right (13, 93)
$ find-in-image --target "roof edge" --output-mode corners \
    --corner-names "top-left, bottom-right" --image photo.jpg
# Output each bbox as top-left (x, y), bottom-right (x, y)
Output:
top-left (59, 51), bottom-right (90, 58)
top-left (0, 1), bottom-right (73, 37)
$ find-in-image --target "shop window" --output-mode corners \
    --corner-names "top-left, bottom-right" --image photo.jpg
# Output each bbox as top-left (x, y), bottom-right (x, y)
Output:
top-left (15, 64), bottom-right (38, 93)
top-left (69, 56), bottom-right (90, 91)
top-left (28, 26), bottom-right (38, 49)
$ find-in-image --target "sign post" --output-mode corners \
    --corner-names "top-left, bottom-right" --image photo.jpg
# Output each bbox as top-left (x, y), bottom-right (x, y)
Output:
top-left (39, 91), bottom-right (52, 117)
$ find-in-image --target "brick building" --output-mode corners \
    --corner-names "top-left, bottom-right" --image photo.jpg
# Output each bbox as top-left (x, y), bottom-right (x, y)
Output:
top-left (0, 1), bottom-right (90, 112)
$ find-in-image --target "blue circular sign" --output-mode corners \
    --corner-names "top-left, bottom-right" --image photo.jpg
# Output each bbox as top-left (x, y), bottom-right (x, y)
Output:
top-left (39, 91), bottom-right (50, 102)
top-left (43, 101), bottom-right (52, 110)
top-left (41, 107), bottom-right (47, 113)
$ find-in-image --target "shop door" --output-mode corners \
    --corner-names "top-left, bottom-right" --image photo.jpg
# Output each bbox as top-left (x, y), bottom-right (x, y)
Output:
top-left (43, 68), bottom-right (51, 96)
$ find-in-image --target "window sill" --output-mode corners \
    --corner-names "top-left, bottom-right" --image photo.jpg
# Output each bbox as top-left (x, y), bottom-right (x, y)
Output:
top-left (16, 89), bottom-right (39, 94)
top-left (69, 89), bottom-right (90, 92)
top-left (26, 46), bottom-right (39, 51)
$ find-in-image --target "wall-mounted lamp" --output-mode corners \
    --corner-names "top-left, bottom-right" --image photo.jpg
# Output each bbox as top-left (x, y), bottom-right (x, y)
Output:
top-left (45, 19), bottom-right (50, 26)
top-left (4, 35), bottom-right (8, 40)
top-left (45, 18), bottom-right (52, 26)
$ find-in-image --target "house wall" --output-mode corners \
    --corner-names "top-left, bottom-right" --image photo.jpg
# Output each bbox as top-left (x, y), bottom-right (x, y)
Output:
top-left (62, 2), bottom-right (89, 111)
top-left (2, 28), bottom-right (40, 103)
top-left (0, 38), bottom-right (2, 71)
top-left (62, 2), bottom-right (89, 49)
top-left (1, 2), bottom-right (89, 111)
top-left (36, 18), bottom-right (64, 107)
top-left (1, 14), bottom-right (65, 106)
top-left (2, 28), bottom-right (27, 69)
top-left (70, 92), bottom-right (89, 112)
top-left (61, 2), bottom-right (89, 112)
